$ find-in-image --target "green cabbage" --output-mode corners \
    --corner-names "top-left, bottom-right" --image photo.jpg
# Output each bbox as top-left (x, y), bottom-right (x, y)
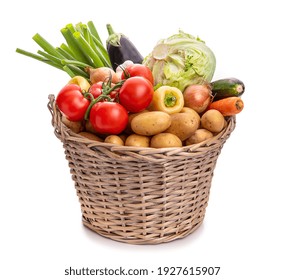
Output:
top-left (143, 30), bottom-right (216, 92)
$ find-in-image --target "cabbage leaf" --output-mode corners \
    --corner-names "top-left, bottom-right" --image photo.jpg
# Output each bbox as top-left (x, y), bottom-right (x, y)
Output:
top-left (143, 30), bottom-right (216, 92)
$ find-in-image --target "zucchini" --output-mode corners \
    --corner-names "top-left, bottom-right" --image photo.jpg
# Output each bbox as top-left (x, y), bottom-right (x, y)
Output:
top-left (211, 78), bottom-right (245, 100)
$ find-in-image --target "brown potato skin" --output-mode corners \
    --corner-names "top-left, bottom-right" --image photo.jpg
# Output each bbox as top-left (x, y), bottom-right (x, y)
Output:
top-left (165, 112), bottom-right (200, 141)
top-left (131, 111), bottom-right (171, 136)
top-left (124, 110), bottom-right (148, 135)
top-left (78, 132), bottom-right (103, 142)
top-left (85, 120), bottom-right (97, 134)
top-left (185, 129), bottom-right (213, 145)
top-left (201, 109), bottom-right (225, 133)
top-left (150, 133), bottom-right (182, 148)
top-left (62, 115), bottom-right (83, 133)
top-left (104, 135), bottom-right (124, 146)
top-left (125, 134), bottom-right (150, 147)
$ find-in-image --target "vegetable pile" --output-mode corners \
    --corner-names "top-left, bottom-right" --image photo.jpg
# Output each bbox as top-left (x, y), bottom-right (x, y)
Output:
top-left (17, 21), bottom-right (245, 148)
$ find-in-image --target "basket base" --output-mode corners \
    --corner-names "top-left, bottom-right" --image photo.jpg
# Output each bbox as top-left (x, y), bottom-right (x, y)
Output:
top-left (82, 216), bottom-right (204, 245)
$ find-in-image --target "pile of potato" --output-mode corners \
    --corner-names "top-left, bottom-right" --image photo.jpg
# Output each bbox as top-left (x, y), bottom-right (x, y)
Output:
top-left (62, 106), bottom-right (227, 149)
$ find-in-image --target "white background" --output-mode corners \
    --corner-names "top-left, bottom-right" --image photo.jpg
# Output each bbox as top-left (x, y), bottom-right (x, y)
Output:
top-left (1, 0), bottom-right (285, 279)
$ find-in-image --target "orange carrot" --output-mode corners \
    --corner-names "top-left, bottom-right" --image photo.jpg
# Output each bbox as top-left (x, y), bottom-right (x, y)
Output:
top-left (208, 97), bottom-right (244, 116)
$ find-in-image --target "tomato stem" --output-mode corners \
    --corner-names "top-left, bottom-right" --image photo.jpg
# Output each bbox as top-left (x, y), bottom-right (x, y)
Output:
top-left (83, 92), bottom-right (94, 101)
top-left (105, 80), bottom-right (125, 95)
top-left (84, 95), bottom-right (105, 120)
top-left (84, 80), bottom-right (125, 120)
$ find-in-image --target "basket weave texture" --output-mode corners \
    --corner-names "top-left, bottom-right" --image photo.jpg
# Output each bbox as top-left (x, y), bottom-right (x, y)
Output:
top-left (48, 94), bottom-right (236, 245)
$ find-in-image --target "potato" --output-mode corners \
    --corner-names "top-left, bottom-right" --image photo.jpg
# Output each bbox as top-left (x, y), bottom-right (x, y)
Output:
top-left (84, 120), bottom-right (107, 139)
top-left (85, 119), bottom-right (96, 134)
top-left (178, 107), bottom-right (201, 128)
top-left (165, 112), bottom-right (200, 141)
top-left (201, 109), bottom-right (225, 133)
top-left (124, 110), bottom-right (148, 134)
top-left (180, 107), bottom-right (193, 114)
top-left (125, 134), bottom-right (150, 147)
top-left (131, 111), bottom-right (171, 136)
top-left (185, 129), bottom-right (214, 145)
top-left (62, 115), bottom-right (83, 133)
top-left (150, 133), bottom-right (182, 148)
top-left (78, 132), bottom-right (103, 142)
top-left (104, 135), bottom-right (124, 146)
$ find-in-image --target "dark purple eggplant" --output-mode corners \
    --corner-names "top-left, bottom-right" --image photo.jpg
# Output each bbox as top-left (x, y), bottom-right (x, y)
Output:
top-left (106, 24), bottom-right (144, 70)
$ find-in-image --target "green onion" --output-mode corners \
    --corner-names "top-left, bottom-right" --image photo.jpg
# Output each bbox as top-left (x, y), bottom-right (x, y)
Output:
top-left (16, 48), bottom-right (48, 61)
top-left (59, 43), bottom-right (75, 58)
top-left (61, 58), bottom-right (91, 69)
top-left (37, 50), bottom-right (63, 68)
top-left (79, 23), bottom-right (111, 67)
top-left (32, 33), bottom-right (64, 59)
top-left (90, 34), bottom-right (111, 66)
top-left (63, 65), bottom-right (75, 77)
top-left (73, 31), bottom-right (104, 68)
top-left (87, 21), bottom-right (103, 45)
top-left (61, 27), bottom-right (92, 65)
top-left (16, 48), bottom-right (63, 70)
top-left (56, 46), bottom-right (74, 60)
top-left (67, 65), bottom-right (89, 78)
top-left (65, 23), bottom-right (76, 34)
top-left (16, 20), bottom-right (112, 79)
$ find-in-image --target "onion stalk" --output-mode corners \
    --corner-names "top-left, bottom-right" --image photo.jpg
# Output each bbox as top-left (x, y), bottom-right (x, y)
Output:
top-left (16, 21), bottom-right (111, 79)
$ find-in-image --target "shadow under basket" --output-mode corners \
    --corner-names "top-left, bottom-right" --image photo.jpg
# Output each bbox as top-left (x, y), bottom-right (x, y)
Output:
top-left (48, 94), bottom-right (236, 245)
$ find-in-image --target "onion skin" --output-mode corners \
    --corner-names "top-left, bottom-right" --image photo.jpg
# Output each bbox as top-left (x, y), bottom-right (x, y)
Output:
top-left (183, 84), bottom-right (212, 113)
top-left (87, 67), bottom-right (120, 84)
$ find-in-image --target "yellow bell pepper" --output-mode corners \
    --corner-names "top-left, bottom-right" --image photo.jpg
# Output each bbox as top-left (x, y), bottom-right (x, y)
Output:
top-left (150, 86), bottom-right (184, 114)
top-left (67, 76), bottom-right (90, 92)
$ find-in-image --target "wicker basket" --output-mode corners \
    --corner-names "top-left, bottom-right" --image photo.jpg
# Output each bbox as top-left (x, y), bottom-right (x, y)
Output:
top-left (48, 94), bottom-right (236, 245)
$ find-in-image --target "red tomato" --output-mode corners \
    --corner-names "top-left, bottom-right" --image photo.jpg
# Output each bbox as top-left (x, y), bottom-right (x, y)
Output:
top-left (89, 82), bottom-right (119, 100)
top-left (89, 82), bottom-right (103, 99)
top-left (89, 102), bottom-right (128, 134)
top-left (119, 77), bottom-right (154, 113)
top-left (121, 64), bottom-right (154, 85)
top-left (56, 84), bottom-right (90, 121)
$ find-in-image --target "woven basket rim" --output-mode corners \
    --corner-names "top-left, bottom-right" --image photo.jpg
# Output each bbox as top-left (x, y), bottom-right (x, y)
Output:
top-left (48, 94), bottom-right (236, 155)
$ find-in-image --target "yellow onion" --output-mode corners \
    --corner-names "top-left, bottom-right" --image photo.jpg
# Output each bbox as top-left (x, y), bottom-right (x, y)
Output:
top-left (86, 66), bottom-right (120, 84)
top-left (183, 84), bottom-right (212, 113)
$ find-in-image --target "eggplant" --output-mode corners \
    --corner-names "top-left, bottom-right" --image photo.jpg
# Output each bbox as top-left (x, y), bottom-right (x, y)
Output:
top-left (106, 24), bottom-right (144, 70)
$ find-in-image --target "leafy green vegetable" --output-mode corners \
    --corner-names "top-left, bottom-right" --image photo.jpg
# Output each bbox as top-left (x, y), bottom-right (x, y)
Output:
top-left (16, 21), bottom-right (111, 79)
top-left (143, 30), bottom-right (216, 92)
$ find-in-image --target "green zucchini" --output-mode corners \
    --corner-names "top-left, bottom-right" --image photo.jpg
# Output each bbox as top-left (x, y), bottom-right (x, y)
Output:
top-left (211, 78), bottom-right (245, 100)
